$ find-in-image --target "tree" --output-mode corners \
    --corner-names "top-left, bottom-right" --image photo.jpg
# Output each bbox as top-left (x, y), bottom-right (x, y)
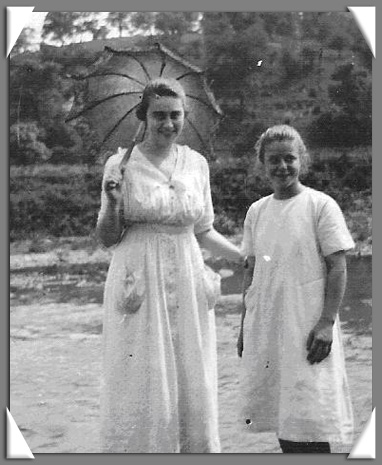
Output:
top-left (155, 12), bottom-right (199, 36)
top-left (329, 63), bottom-right (371, 117)
top-left (10, 122), bottom-right (52, 165)
top-left (130, 12), bottom-right (156, 33)
top-left (128, 12), bottom-right (203, 63)
top-left (105, 12), bottom-right (133, 37)
top-left (202, 13), bottom-right (269, 112)
top-left (329, 35), bottom-right (348, 57)
top-left (308, 63), bottom-right (372, 147)
top-left (42, 12), bottom-right (83, 45)
top-left (10, 27), bottom-right (35, 57)
top-left (10, 55), bottom-right (80, 162)
top-left (352, 34), bottom-right (373, 72)
top-left (200, 12), bottom-right (273, 156)
top-left (259, 12), bottom-right (295, 38)
top-left (10, 58), bottom-right (71, 125)
top-left (129, 11), bottom-right (201, 36)
top-left (300, 12), bottom-right (333, 43)
top-left (75, 13), bottom-right (109, 41)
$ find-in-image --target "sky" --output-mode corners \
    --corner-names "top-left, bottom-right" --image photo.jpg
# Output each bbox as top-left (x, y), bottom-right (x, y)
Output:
top-left (27, 11), bottom-right (48, 32)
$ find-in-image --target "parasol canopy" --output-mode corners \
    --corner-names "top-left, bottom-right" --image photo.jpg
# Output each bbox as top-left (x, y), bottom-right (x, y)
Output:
top-left (66, 43), bottom-right (223, 159)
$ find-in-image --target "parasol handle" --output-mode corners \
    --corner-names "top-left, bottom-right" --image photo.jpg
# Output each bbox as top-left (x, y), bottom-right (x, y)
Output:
top-left (105, 122), bottom-right (145, 191)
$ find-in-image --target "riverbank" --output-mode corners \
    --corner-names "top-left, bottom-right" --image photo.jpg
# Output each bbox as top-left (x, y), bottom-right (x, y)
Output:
top-left (9, 227), bottom-right (372, 267)
top-left (9, 235), bottom-right (372, 454)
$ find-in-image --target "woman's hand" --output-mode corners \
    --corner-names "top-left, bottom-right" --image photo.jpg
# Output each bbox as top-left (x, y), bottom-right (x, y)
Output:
top-left (103, 165), bottom-right (124, 204)
top-left (306, 318), bottom-right (334, 364)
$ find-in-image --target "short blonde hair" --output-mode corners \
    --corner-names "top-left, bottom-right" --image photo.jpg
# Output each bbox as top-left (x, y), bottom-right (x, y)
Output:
top-left (255, 125), bottom-right (310, 175)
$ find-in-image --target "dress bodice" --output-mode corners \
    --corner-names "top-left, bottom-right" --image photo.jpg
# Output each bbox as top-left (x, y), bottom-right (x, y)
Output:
top-left (100, 144), bottom-right (214, 233)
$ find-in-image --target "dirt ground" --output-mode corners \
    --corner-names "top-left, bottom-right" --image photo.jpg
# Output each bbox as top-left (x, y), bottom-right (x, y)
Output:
top-left (9, 238), bottom-right (372, 454)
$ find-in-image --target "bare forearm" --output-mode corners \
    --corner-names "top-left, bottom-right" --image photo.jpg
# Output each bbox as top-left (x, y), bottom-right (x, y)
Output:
top-left (96, 201), bottom-right (124, 248)
top-left (321, 252), bottom-right (347, 323)
top-left (322, 268), bottom-right (347, 323)
top-left (195, 228), bottom-right (242, 262)
top-left (306, 253), bottom-right (347, 364)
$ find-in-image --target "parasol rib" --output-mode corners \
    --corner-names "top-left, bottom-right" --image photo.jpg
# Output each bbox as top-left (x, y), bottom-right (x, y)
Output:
top-left (124, 53), bottom-right (156, 82)
top-left (175, 71), bottom-right (200, 81)
top-left (184, 94), bottom-right (222, 114)
top-left (66, 91), bottom-right (142, 122)
top-left (66, 44), bottom-right (223, 158)
top-left (78, 71), bottom-right (146, 88)
top-left (102, 105), bottom-right (141, 144)
top-left (185, 115), bottom-right (210, 151)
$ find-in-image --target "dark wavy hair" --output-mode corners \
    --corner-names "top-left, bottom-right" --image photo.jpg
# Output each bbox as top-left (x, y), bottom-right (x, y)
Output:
top-left (136, 78), bottom-right (187, 121)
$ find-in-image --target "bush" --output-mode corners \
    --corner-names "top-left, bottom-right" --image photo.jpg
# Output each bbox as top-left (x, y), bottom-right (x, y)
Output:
top-left (9, 152), bottom-right (372, 243)
top-left (213, 211), bottom-right (238, 236)
top-left (10, 122), bottom-right (52, 165)
top-left (341, 164), bottom-right (372, 190)
top-left (10, 164), bottom-right (102, 240)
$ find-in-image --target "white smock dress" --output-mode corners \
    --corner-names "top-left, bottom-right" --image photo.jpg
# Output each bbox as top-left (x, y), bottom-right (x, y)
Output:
top-left (240, 187), bottom-right (355, 445)
top-left (99, 144), bottom-right (221, 453)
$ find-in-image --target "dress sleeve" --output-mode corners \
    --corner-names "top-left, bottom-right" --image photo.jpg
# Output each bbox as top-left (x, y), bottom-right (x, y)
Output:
top-left (241, 204), bottom-right (255, 257)
top-left (317, 196), bottom-right (355, 257)
top-left (193, 155), bottom-right (215, 235)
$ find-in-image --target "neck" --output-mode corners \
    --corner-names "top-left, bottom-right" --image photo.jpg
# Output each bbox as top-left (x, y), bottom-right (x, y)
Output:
top-left (140, 139), bottom-right (174, 159)
top-left (273, 182), bottom-right (305, 200)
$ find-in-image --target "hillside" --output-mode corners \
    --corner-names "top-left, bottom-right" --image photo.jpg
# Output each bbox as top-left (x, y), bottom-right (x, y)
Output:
top-left (10, 12), bottom-right (372, 168)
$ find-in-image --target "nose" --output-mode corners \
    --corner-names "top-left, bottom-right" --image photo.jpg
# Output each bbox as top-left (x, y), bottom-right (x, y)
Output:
top-left (277, 158), bottom-right (287, 170)
top-left (162, 115), bottom-right (174, 128)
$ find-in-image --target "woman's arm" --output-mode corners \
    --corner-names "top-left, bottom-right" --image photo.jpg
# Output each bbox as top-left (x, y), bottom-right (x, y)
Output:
top-left (96, 162), bottom-right (125, 248)
top-left (195, 227), bottom-right (242, 263)
top-left (306, 250), bottom-right (347, 364)
top-left (237, 256), bottom-right (255, 357)
top-left (96, 198), bottom-right (124, 248)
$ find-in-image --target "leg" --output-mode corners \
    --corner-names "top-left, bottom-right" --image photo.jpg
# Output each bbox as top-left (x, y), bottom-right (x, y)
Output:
top-left (278, 439), bottom-right (331, 453)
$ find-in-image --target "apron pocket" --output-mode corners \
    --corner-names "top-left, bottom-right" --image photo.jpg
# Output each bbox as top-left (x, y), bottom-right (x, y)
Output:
top-left (115, 269), bottom-right (145, 314)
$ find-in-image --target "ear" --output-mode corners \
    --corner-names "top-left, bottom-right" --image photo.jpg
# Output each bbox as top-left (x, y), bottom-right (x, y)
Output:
top-left (136, 103), bottom-right (146, 122)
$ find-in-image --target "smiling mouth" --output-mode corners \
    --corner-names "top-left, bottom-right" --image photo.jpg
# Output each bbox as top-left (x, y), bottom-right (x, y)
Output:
top-left (275, 174), bottom-right (289, 178)
top-left (160, 131), bottom-right (176, 137)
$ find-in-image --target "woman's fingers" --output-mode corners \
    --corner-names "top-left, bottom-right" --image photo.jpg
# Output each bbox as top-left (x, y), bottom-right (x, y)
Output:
top-left (104, 166), bottom-right (124, 193)
top-left (307, 334), bottom-right (332, 364)
top-left (105, 179), bottom-right (120, 191)
top-left (306, 330), bottom-right (314, 351)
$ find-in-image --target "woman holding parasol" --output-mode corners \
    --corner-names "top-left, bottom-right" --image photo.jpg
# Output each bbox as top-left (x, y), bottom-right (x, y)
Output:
top-left (96, 77), bottom-right (241, 453)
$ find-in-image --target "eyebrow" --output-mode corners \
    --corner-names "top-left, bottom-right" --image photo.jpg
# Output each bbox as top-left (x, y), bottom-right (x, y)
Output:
top-left (268, 153), bottom-right (297, 161)
top-left (152, 110), bottom-right (183, 116)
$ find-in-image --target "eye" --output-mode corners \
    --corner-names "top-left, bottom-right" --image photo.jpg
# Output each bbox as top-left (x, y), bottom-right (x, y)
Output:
top-left (284, 155), bottom-right (296, 163)
top-left (152, 112), bottom-right (166, 120)
top-left (171, 111), bottom-right (182, 120)
top-left (268, 156), bottom-right (280, 164)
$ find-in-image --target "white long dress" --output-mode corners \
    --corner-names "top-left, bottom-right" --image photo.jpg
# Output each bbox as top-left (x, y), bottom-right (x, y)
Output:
top-left (99, 144), bottom-right (221, 453)
top-left (240, 187), bottom-right (355, 444)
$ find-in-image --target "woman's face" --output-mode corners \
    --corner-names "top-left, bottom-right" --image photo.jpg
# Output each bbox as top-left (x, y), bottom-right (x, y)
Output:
top-left (263, 139), bottom-right (302, 198)
top-left (145, 96), bottom-right (185, 149)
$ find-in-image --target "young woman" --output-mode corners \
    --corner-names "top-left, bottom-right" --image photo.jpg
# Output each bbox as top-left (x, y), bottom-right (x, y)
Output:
top-left (97, 78), bottom-right (241, 453)
top-left (237, 125), bottom-right (354, 453)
